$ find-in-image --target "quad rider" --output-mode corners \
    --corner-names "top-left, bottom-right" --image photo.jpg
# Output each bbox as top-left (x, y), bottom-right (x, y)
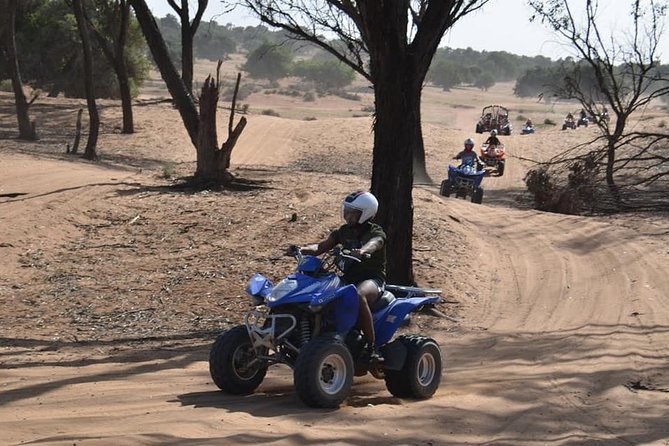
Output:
top-left (455, 138), bottom-right (483, 170)
top-left (485, 129), bottom-right (501, 146)
top-left (297, 191), bottom-right (386, 363)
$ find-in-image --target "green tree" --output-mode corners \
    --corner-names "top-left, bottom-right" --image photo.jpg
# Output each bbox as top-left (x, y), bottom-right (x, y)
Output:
top-left (242, 41), bottom-right (293, 82)
top-left (195, 20), bottom-right (236, 60)
top-left (429, 60), bottom-right (462, 91)
top-left (0, 0), bottom-right (149, 99)
top-left (292, 58), bottom-right (355, 91)
top-left (474, 71), bottom-right (495, 90)
top-left (1, 0), bottom-right (38, 140)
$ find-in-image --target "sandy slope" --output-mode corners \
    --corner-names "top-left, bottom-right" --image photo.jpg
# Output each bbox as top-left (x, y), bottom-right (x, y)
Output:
top-left (1, 81), bottom-right (669, 445)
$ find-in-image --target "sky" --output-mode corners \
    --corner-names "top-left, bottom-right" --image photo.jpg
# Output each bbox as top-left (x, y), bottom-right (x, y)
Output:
top-left (144, 0), bottom-right (669, 63)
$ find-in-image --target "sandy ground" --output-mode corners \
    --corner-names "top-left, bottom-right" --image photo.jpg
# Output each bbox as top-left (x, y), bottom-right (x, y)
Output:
top-left (1, 71), bottom-right (669, 446)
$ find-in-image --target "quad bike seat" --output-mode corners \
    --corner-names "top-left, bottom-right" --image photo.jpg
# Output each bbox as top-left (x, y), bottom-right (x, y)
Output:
top-left (369, 290), bottom-right (396, 312)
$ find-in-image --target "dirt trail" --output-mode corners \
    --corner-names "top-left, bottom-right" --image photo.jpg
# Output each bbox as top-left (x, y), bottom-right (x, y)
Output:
top-left (1, 86), bottom-right (668, 445)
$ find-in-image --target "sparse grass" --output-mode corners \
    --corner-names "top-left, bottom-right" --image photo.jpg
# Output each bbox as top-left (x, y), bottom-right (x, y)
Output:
top-left (517, 114), bottom-right (527, 121)
top-left (261, 109), bottom-right (280, 117)
top-left (361, 105), bottom-right (375, 113)
top-left (334, 91), bottom-right (361, 101)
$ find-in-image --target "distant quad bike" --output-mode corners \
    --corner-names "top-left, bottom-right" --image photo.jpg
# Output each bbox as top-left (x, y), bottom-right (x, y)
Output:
top-left (562, 117), bottom-right (576, 130)
top-left (577, 116), bottom-right (589, 127)
top-left (480, 143), bottom-right (506, 176)
top-left (475, 105), bottom-right (512, 135)
top-left (209, 247), bottom-right (443, 409)
top-left (439, 161), bottom-right (485, 204)
top-left (521, 125), bottom-right (535, 135)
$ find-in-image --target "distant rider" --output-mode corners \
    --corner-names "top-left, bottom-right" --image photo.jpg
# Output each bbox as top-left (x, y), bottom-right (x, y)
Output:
top-left (297, 191), bottom-right (386, 363)
top-left (485, 129), bottom-right (501, 146)
top-left (525, 118), bottom-right (533, 128)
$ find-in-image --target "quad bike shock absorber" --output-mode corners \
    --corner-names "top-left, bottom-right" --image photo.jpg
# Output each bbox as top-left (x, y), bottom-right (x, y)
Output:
top-left (299, 315), bottom-right (311, 346)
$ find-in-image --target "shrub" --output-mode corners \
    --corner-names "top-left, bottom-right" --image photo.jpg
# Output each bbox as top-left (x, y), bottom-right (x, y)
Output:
top-left (161, 162), bottom-right (175, 179)
top-left (658, 120), bottom-right (666, 128)
top-left (303, 91), bottom-right (316, 102)
top-left (524, 155), bottom-right (601, 215)
top-left (517, 114), bottom-right (527, 121)
top-left (261, 109), bottom-right (280, 117)
top-left (544, 118), bottom-right (556, 126)
top-left (0, 79), bottom-right (13, 92)
top-left (303, 116), bottom-right (317, 121)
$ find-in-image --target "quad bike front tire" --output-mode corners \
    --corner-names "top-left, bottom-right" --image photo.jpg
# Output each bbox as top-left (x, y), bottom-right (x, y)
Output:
top-left (439, 180), bottom-right (453, 197)
top-left (384, 335), bottom-right (442, 399)
top-left (294, 337), bottom-right (354, 408)
top-left (472, 187), bottom-right (484, 204)
top-left (209, 325), bottom-right (268, 395)
top-left (497, 160), bottom-right (505, 177)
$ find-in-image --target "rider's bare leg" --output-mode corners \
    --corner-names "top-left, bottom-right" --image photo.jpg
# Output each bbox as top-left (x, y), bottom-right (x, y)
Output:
top-left (356, 280), bottom-right (380, 347)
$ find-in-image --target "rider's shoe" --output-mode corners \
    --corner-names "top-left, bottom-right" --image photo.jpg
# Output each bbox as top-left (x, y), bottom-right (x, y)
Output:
top-left (362, 344), bottom-right (384, 364)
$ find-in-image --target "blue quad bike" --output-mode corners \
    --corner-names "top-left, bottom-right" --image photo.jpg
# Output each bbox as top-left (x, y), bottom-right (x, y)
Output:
top-left (521, 125), bottom-right (535, 135)
top-left (439, 162), bottom-right (485, 204)
top-left (209, 247), bottom-right (443, 408)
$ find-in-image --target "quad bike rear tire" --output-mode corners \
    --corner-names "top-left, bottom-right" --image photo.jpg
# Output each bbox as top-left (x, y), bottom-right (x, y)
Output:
top-left (384, 335), bottom-right (442, 399)
top-left (472, 187), bottom-right (484, 204)
top-left (294, 337), bottom-right (354, 408)
top-left (439, 180), bottom-right (453, 197)
top-left (497, 160), bottom-right (505, 177)
top-left (209, 325), bottom-right (268, 395)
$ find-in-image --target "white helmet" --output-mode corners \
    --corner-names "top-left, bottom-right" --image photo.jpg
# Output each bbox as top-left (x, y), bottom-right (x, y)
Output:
top-left (490, 129), bottom-right (498, 136)
top-left (464, 137), bottom-right (475, 146)
top-left (342, 191), bottom-right (378, 224)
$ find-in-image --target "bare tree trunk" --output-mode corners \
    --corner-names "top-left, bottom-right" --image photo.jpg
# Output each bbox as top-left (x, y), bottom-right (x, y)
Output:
top-left (180, 3), bottom-right (194, 94)
top-left (116, 0), bottom-right (134, 134)
top-left (371, 72), bottom-right (419, 286)
top-left (2, 0), bottom-right (37, 140)
top-left (73, 0), bottom-right (99, 160)
top-left (194, 66), bottom-right (247, 184)
top-left (221, 73), bottom-right (247, 169)
top-left (195, 75), bottom-right (221, 181)
top-left (70, 108), bottom-right (84, 154)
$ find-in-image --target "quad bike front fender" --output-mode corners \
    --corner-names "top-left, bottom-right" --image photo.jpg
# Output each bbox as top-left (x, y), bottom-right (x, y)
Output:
top-left (309, 284), bottom-right (359, 335)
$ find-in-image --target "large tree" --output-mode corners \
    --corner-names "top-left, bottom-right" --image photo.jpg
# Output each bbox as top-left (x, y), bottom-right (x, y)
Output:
top-left (242, 0), bottom-right (489, 284)
top-left (88, 0), bottom-right (135, 133)
top-left (529, 0), bottom-right (669, 209)
top-left (1, 0), bottom-right (38, 140)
